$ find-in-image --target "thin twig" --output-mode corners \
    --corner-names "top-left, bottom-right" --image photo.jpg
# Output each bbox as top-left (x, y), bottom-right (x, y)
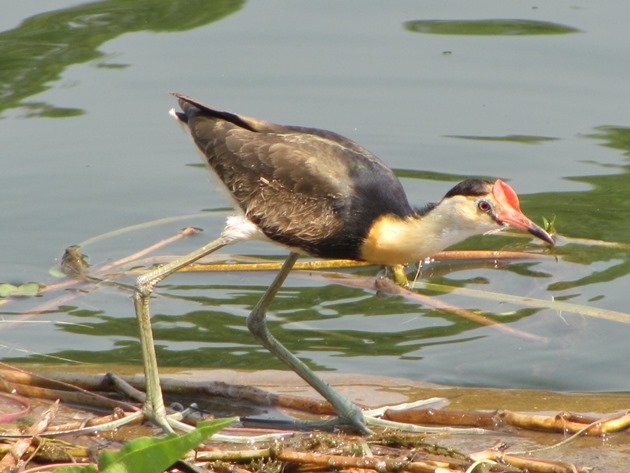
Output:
top-left (97, 226), bottom-right (202, 273)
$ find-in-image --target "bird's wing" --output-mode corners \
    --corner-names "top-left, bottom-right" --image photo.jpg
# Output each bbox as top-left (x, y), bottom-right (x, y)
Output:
top-left (175, 93), bottom-right (397, 202)
top-left (177, 95), bottom-right (400, 209)
top-left (187, 116), bottom-right (361, 203)
top-left (176, 94), bottom-right (411, 254)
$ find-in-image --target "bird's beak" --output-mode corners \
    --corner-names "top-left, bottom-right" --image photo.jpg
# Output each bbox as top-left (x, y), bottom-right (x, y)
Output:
top-left (492, 180), bottom-right (555, 246)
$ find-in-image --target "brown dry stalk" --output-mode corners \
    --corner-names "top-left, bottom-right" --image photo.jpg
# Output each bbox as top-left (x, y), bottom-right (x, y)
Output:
top-left (432, 250), bottom-right (553, 261)
top-left (502, 409), bottom-right (630, 435)
top-left (384, 407), bottom-right (500, 428)
top-left (0, 366), bottom-right (137, 412)
top-left (6, 364), bottom-right (628, 439)
top-left (385, 406), bottom-right (630, 435)
top-left (195, 443), bottom-right (591, 473)
top-left (275, 449), bottom-right (452, 473)
top-left (196, 448), bottom-right (272, 462)
top-left (159, 376), bottom-right (337, 415)
top-left (185, 259), bottom-right (371, 272)
top-left (182, 250), bottom-right (551, 272)
top-left (40, 371), bottom-right (337, 416)
top-left (472, 450), bottom-right (588, 473)
top-left (0, 400), bottom-right (59, 469)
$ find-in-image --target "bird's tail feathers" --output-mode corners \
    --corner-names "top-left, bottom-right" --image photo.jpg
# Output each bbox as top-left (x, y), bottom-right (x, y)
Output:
top-left (171, 92), bottom-right (258, 132)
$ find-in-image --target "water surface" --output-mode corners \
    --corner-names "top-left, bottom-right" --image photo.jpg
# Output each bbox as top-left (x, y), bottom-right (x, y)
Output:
top-left (1, 1), bottom-right (629, 396)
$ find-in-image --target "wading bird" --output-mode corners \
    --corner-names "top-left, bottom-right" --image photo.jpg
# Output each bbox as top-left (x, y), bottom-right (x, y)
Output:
top-left (134, 94), bottom-right (554, 434)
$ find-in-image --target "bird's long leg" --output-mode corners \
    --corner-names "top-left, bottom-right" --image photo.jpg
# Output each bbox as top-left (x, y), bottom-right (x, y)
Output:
top-left (246, 252), bottom-right (371, 434)
top-left (134, 237), bottom-right (228, 433)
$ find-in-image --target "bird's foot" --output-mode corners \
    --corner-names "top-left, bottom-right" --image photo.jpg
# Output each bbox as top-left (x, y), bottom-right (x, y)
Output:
top-left (327, 386), bottom-right (372, 434)
top-left (142, 401), bottom-right (177, 434)
top-left (340, 403), bottom-right (372, 435)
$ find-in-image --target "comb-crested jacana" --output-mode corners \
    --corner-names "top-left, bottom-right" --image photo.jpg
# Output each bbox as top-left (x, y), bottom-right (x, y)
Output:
top-left (133, 94), bottom-right (554, 434)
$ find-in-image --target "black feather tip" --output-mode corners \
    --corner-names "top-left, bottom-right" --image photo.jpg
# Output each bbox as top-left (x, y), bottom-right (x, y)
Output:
top-left (443, 179), bottom-right (492, 199)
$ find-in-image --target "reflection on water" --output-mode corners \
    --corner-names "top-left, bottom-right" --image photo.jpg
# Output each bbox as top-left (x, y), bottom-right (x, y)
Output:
top-left (404, 19), bottom-right (581, 36)
top-left (446, 134), bottom-right (559, 145)
top-left (546, 126), bottom-right (630, 243)
top-left (0, 0), bottom-right (243, 116)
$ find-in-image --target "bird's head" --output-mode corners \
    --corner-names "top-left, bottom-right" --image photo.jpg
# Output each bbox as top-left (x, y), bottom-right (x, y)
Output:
top-left (360, 178), bottom-right (554, 266)
top-left (435, 178), bottom-right (555, 245)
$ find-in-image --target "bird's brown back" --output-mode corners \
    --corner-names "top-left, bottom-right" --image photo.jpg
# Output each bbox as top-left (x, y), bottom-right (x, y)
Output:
top-left (175, 95), bottom-right (414, 259)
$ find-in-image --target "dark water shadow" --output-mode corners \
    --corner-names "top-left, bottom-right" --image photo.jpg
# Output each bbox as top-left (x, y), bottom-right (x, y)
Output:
top-left (445, 134), bottom-right (559, 145)
top-left (404, 19), bottom-right (580, 36)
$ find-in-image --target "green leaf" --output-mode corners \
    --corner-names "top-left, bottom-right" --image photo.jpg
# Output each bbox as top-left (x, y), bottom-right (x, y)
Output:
top-left (99, 418), bottom-right (236, 473)
top-left (0, 282), bottom-right (43, 297)
top-left (53, 418), bottom-right (236, 473)
top-left (542, 214), bottom-right (557, 234)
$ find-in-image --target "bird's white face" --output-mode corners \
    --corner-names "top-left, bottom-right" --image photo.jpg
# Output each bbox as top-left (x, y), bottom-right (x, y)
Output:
top-left (435, 179), bottom-right (554, 245)
top-left (359, 194), bottom-right (504, 266)
top-left (434, 193), bottom-right (504, 237)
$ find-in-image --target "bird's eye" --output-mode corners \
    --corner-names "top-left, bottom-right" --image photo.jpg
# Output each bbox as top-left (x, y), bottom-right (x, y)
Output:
top-left (477, 200), bottom-right (492, 213)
